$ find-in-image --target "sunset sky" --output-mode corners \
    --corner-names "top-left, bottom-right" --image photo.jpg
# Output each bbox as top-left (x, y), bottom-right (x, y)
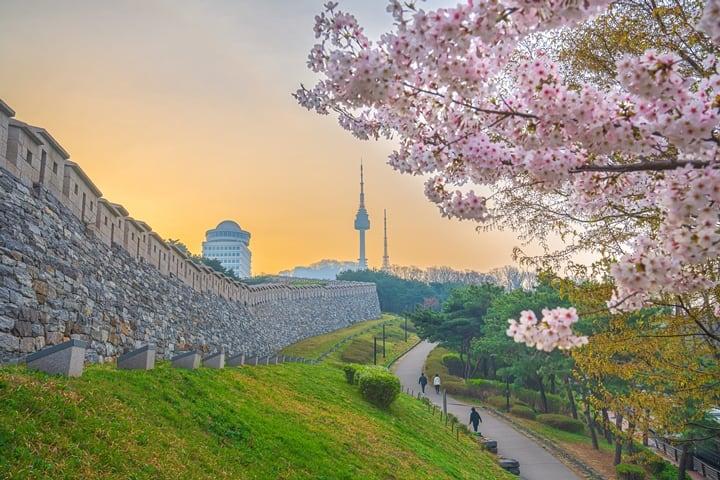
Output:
top-left (0, 0), bottom-right (556, 274)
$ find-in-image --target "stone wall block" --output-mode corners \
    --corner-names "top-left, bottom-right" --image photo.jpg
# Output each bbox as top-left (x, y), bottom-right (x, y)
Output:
top-left (203, 350), bottom-right (225, 369)
top-left (117, 345), bottom-right (155, 370)
top-left (171, 351), bottom-right (201, 370)
top-left (25, 339), bottom-right (87, 377)
top-left (227, 353), bottom-right (244, 367)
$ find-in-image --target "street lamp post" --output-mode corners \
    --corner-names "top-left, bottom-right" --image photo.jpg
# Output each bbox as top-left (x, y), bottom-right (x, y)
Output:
top-left (382, 324), bottom-right (386, 358)
top-left (373, 337), bottom-right (377, 365)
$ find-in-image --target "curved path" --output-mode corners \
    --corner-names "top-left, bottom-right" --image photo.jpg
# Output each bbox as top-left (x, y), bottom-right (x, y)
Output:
top-left (392, 341), bottom-right (579, 480)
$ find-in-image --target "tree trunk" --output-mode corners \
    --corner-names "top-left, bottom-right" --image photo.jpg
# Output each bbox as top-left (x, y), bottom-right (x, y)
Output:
top-left (505, 377), bottom-right (511, 412)
top-left (565, 377), bottom-right (578, 419)
top-left (582, 393), bottom-right (599, 450)
top-left (550, 374), bottom-right (556, 395)
top-left (613, 413), bottom-right (623, 466)
top-left (602, 408), bottom-right (613, 444)
top-left (626, 421), bottom-right (636, 455)
top-left (678, 443), bottom-right (689, 480)
top-left (538, 375), bottom-right (549, 413)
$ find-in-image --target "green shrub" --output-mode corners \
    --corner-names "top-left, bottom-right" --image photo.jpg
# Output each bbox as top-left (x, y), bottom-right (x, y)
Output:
top-left (356, 366), bottom-right (400, 409)
top-left (342, 364), bottom-right (359, 384)
top-left (536, 414), bottom-right (585, 434)
top-left (510, 405), bottom-right (536, 419)
top-left (442, 354), bottom-right (464, 377)
top-left (616, 463), bottom-right (646, 480)
top-left (468, 379), bottom-right (505, 398)
top-left (508, 387), bottom-right (566, 414)
top-left (629, 450), bottom-right (665, 475)
top-left (486, 395), bottom-right (511, 409)
top-left (652, 463), bottom-right (679, 480)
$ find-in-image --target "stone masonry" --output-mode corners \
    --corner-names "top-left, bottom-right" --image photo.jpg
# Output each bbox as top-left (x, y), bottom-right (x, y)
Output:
top-left (0, 168), bottom-right (381, 363)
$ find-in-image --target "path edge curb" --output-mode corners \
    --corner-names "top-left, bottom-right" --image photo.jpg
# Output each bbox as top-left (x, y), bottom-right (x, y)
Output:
top-left (483, 405), bottom-right (606, 480)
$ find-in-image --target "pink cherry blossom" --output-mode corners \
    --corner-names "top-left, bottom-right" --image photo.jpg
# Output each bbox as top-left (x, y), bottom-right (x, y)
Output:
top-left (507, 308), bottom-right (588, 352)
top-left (296, 0), bottom-right (720, 351)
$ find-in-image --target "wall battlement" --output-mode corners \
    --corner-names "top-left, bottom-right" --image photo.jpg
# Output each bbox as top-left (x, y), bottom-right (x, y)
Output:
top-left (0, 99), bottom-right (381, 362)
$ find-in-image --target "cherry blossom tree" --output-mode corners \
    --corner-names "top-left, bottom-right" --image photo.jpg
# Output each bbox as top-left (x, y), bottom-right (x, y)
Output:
top-left (295, 0), bottom-right (720, 351)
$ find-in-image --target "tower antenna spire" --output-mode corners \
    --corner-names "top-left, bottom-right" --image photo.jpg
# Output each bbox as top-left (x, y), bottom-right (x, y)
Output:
top-left (382, 209), bottom-right (390, 270)
top-left (359, 159), bottom-right (365, 208)
top-left (354, 159), bottom-right (370, 269)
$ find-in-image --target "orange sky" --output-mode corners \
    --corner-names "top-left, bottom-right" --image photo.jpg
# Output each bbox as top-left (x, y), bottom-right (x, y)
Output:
top-left (0, 0), bottom-right (557, 274)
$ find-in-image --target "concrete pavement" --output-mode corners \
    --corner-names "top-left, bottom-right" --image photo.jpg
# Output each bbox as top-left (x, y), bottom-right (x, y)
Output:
top-left (392, 340), bottom-right (580, 480)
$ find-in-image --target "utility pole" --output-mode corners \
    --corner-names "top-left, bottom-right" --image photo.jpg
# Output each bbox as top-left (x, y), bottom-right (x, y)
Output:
top-left (373, 337), bottom-right (377, 365)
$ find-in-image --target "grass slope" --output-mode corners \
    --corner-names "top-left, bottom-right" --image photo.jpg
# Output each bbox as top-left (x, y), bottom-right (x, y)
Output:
top-left (0, 362), bottom-right (511, 480)
top-left (280, 316), bottom-right (390, 359)
top-left (282, 314), bottom-right (419, 367)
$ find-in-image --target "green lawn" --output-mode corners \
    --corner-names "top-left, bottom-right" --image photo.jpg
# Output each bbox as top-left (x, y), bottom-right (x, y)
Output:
top-left (282, 314), bottom-right (419, 367)
top-left (0, 361), bottom-right (512, 480)
top-left (280, 315), bottom-right (390, 359)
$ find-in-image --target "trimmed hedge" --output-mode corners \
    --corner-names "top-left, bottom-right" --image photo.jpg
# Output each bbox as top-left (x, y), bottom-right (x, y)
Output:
top-left (536, 414), bottom-right (585, 434)
top-left (343, 364), bottom-right (359, 384)
top-left (629, 450), bottom-right (665, 474)
top-left (486, 395), bottom-right (511, 409)
top-left (467, 379), bottom-right (568, 414)
top-left (616, 463), bottom-right (646, 480)
top-left (510, 405), bottom-right (536, 419)
top-left (355, 366), bottom-right (400, 409)
top-left (441, 353), bottom-right (464, 377)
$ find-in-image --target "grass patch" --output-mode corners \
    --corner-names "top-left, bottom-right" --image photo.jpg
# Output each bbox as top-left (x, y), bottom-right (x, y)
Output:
top-left (282, 314), bottom-right (419, 367)
top-left (281, 315), bottom-right (390, 359)
top-left (0, 361), bottom-right (511, 480)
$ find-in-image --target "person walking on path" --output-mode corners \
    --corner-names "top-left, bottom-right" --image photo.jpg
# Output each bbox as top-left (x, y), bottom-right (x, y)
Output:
top-left (418, 372), bottom-right (428, 394)
top-left (433, 374), bottom-right (441, 394)
top-left (469, 407), bottom-right (482, 434)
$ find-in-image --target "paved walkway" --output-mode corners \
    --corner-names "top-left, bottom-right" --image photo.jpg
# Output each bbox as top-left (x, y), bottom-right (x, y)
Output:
top-left (392, 341), bottom-right (579, 480)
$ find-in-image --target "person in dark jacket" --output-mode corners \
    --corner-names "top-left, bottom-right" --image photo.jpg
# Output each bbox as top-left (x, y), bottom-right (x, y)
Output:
top-left (469, 407), bottom-right (482, 433)
top-left (418, 372), bottom-right (428, 394)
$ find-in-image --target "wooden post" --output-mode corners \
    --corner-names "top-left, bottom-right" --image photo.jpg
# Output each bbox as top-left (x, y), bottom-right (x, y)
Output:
top-left (373, 337), bottom-right (377, 365)
top-left (404, 317), bottom-right (408, 342)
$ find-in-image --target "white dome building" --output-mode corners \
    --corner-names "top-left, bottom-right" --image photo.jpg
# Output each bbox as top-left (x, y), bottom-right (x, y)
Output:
top-left (201, 220), bottom-right (251, 278)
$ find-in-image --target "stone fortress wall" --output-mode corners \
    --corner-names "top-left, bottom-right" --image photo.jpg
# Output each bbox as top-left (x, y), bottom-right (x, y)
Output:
top-left (0, 99), bottom-right (381, 362)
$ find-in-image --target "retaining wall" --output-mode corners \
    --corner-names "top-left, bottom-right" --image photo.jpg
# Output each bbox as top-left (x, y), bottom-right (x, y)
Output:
top-left (0, 168), bottom-right (381, 363)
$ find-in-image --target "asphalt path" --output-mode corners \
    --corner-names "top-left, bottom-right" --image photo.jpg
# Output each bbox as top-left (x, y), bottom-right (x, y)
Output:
top-left (392, 340), bottom-right (580, 480)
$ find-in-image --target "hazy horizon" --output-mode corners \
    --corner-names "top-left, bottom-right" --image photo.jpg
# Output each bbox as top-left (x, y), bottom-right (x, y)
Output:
top-left (0, 0), bottom-right (560, 275)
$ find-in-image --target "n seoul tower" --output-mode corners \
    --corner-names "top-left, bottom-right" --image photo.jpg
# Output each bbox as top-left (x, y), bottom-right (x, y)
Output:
top-left (354, 161), bottom-right (370, 269)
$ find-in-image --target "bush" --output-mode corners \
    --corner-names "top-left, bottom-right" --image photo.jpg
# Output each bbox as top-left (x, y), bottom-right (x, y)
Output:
top-left (510, 386), bottom-right (567, 414)
top-left (486, 395), bottom-right (511, 409)
top-left (342, 364), bottom-right (359, 384)
top-left (536, 414), bottom-right (585, 434)
top-left (356, 366), bottom-right (400, 409)
top-left (468, 379), bottom-right (505, 398)
top-left (442, 354), bottom-right (464, 377)
top-left (652, 464), bottom-right (679, 480)
top-left (615, 463), bottom-right (646, 480)
top-left (629, 450), bottom-right (665, 475)
top-left (510, 405), bottom-right (536, 419)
